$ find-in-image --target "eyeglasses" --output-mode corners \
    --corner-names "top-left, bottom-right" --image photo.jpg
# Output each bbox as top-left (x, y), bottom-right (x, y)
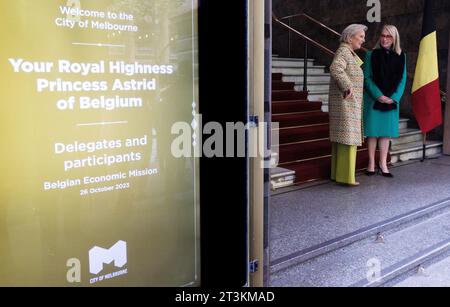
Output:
top-left (380, 34), bottom-right (393, 39)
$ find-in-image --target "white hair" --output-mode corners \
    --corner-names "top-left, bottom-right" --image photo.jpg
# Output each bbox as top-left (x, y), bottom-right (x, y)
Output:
top-left (340, 24), bottom-right (368, 44)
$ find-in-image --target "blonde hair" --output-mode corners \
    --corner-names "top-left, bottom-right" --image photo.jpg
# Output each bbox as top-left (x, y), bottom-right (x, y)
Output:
top-left (340, 24), bottom-right (368, 44)
top-left (374, 25), bottom-right (402, 55)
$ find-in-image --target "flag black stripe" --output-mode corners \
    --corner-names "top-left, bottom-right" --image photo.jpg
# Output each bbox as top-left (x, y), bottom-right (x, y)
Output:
top-left (421, 0), bottom-right (436, 38)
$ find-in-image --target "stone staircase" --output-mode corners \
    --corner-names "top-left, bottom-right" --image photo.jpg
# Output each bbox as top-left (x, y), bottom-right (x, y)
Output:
top-left (393, 252), bottom-right (450, 287)
top-left (271, 198), bottom-right (450, 286)
top-left (272, 57), bottom-right (330, 112)
top-left (390, 118), bottom-right (443, 163)
top-left (270, 57), bottom-right (443, 189)
top-left (270, 157), bottom-right (450, 287)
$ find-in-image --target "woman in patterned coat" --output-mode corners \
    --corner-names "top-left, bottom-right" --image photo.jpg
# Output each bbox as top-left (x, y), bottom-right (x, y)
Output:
top-left (328, 24), bottom-right (367, 186)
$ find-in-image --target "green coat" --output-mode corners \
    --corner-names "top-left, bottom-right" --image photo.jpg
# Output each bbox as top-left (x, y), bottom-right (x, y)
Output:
top-left (363, 50), bottom-right (407, 138)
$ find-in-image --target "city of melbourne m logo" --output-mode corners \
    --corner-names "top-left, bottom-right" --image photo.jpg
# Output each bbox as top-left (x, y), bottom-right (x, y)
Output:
top-left (89, 240), bottom-right (127, 275)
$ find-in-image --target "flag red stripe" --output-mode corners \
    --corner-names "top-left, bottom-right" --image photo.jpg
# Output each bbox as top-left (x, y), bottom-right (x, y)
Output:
top-left (411, 79), bottom-right (442, 133)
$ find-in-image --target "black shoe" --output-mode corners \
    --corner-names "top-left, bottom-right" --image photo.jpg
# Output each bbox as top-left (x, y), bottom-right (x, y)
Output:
top-left (378, 163), bottom-right (393, 178)
top-left (365, 169), bottom-right (376, 176)
top-left (380, 171), bottom-right (394, 178)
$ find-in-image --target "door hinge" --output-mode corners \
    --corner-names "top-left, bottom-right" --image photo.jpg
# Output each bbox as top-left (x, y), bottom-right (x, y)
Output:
top-left (249, 260), bottom-right (259, 273)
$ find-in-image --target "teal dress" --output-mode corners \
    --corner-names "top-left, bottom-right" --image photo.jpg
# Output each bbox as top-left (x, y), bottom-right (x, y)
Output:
top-left (363, 51), bottom-right (407, 137)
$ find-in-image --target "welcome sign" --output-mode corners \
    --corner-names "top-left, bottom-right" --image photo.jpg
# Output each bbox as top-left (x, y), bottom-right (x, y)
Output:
top-left (0, 0), bottom-right (199, 286)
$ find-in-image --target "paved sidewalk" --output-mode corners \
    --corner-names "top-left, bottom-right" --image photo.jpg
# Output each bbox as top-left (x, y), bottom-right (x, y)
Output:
top-left (270, 155), bottom-right (450, 262)
top-left (394, 255), bottom-right (450, 287)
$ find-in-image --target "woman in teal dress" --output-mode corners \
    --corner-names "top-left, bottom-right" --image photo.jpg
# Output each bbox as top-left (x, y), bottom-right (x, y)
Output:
top-left (363, 25), bottom-right (407, 177)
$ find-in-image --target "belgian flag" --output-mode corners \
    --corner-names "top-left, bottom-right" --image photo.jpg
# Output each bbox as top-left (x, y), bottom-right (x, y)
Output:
top-left (411, 0), bottom-right (442, 133)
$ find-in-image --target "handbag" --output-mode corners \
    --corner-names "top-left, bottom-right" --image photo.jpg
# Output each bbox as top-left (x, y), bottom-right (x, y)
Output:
top-left (373, 100), bottom-right (397, 111)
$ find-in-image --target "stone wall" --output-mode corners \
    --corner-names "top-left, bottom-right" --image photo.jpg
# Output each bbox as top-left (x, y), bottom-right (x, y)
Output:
top-left (273, 0), bottom-right (450, 137)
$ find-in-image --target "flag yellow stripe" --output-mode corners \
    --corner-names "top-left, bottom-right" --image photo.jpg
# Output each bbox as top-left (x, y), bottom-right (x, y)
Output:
top-left (412, 31), bottom-right (439, 93)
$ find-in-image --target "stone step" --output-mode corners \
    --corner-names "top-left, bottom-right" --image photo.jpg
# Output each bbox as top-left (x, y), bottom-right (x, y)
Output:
top-left (308, 91), bottom-right (329, 111)
top-left (272, 111), bottom-right (329, 128)
top-left (272, 90), bottom-right (308, 101)
top-left (272, 57), bottom-right (315, 64)
top-left (277, 123), bottom-right (329, 144)
top-left (272, 100), bottom-right (323, 114)
top-left (307, 89), bottom-right (329, 95)
top-left (270, 188), bottom-right (450, 273)
top-left (283, 75), bottom-right (331, 84)
top-left (272, 59), bottom-right (316, 68)
top-left (294, 80), bottom-right (330, 86)
top-left (390, 140), bottom-right (443, 164)
top-left (294, 84), bottom-right (329, 92)
top-left (272, 81), bottom-right (295, 91)
top-left (308, 93), bottom-right (329, 104)
top-left (392, 251), bottom-right (450, 287)
top-left (270, 167), bottom-right (296, 190)
top-left (273, 73), bottom-right (283, 81)
top-left (270, 201), bottom-right (450, 286)
top-left (399, 118), bottom-right (409, 130)
top-left (272, 57), bottom-right (315, 60)
top-left (276, 138), bottom-right (331, 164)
top-left (391, 129), bottom-right (423, 146)
top-left (272, 67), bottom-right (327, 75)
top-left (277, 146), bottom-right (369, 184)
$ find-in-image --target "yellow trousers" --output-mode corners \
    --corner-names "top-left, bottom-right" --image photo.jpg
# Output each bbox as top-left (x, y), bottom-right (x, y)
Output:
top-left (331, 142), bottom-right (357, 184)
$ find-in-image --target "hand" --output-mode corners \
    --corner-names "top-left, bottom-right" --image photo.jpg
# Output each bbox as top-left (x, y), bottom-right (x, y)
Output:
top-left (344, 88), bottom-right (353, 99)
top-left (378, 96), bottom-right (394, 104)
